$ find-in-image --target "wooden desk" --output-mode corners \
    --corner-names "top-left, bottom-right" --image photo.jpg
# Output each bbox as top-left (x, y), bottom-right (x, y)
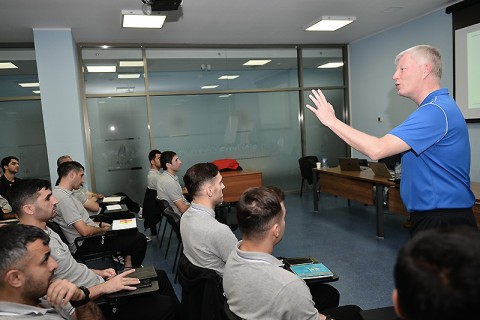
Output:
top-left (221, 170), bottom-right (262, 203)
top-left (312, 166), bottom-right (397, 238)
top-left (472, 182), bottom-right (480, 227)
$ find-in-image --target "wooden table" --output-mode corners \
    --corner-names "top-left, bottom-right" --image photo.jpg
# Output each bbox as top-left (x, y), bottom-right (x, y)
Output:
top-left (312, 166), bottom-right (398, 238)
top-left (472, 182), bottom-right (480, 227)
top-left (221, 170), bottom-right (262, 203)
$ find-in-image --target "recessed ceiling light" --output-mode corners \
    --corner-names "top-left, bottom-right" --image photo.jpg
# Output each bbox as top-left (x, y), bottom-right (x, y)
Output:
top-left (118, 74), bottom-right (141, 79)
top-left (317, 62), bottom-right (344, 68)
top-left (218, 94), bottom-right (232, 98)
top-left (305, 16), bottom-right (356, 31)
top-left (87, 65), bottom-right (117, 73)
top-left (18, 82), bottom-right (40, 88)
top-left (32, 90), bottom-right (41, 94)
top-left (0, 62), bottom-right (18, 69)
top-left (243, 60), bottom-right (271, 66)
top-left (201, 85), bottom-right (219, 89)
top-left (122, 10), bottom-right (166, 28)
top-left (119, 61), bottom-right (144, 67)
top-left (116, 86), bottom-right (135, 93)
top-left (218, 75), bottom-right (240, 80)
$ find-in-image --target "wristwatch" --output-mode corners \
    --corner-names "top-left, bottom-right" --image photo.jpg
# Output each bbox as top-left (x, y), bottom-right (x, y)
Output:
top-left (70, 286), bottom-right (90, 307)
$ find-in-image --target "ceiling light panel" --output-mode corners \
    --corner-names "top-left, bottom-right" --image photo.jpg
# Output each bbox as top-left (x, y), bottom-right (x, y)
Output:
top-left (305, 16), bottom-right (356, 31)
top-left (0, 62), bottom-right (18, 69)
top-left (119, 61), bottom-right (144, 67)
top-left (18, 82), bottom-right (40, 87)
top-left (201, 85), bottom-right (219, 89)
top-left (218, 75), bottom-right (240, 80)
top-left (317, 62), bottom-right (344, 68)
top-left (87, 65), bottom-right (117, 73)
top-left (122, 10), bottom-right (166, 29)
top-left (118, 74), bottom-right (141, 79)
top-left (243, 60), bottom-right (272, 66)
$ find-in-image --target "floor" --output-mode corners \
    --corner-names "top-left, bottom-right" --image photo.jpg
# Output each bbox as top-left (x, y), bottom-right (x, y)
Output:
top-left (140, 189), bottom-right (411, 310)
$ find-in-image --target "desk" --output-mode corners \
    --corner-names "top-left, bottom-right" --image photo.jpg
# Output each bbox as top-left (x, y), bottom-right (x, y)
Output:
top-left (312, 166), bottom-right (397, 238)
top-left (221, 170), bottom-right (262, 203)
top-left (472, 182), bottom-right (480, 227)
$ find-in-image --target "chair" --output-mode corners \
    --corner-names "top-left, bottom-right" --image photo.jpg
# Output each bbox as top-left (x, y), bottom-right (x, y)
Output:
top-left (157, 199), bottom-right (182, 274)
top-left (298, 155), bottom-right (319, 196)
top-left (224, 299), bottom-right (242, 320)
top-left (46, 220), bottom-right (119, 271)
top-left (141, 187), bottom-right (163, 237)
top-left (177, 253), bottom-right (228, 320)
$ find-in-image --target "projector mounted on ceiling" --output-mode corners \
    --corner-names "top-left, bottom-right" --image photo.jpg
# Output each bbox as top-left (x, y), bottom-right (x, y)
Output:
top-left (141, 0), bottom-right (182, 12)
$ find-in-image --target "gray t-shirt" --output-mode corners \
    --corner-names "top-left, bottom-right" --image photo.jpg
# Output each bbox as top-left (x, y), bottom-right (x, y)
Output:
top-left (180, 202), bottom-right (237, 276)
top-left (156, 171), bottom-right (188, 216)
top-left (147, 169), bottom-right (162, 190)
top-left (0, 300), bottom-right (73, 319)
top-left (223, 241), bottom-right (319, 320)
top-left (52, 187), bottom-right (98, 253)
top-left (45, 226), bottom-right (103, 288)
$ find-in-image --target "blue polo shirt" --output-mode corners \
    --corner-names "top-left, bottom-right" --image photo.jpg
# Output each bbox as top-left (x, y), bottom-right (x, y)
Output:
top-left (389, 88), bottom-right (474, 212)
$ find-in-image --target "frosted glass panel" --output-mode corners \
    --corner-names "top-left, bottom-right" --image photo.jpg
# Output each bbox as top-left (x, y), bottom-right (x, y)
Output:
top-left (303, 89), bottom-right (347, 167)
top-left (0, 100), bottom-right (49, 180)
top-left (150, 91), bottom-right (302, 191)
top-left (87, 97), bottom-right (150, 203)
top-left (302, 48), bottom-right (344, 88)
top-left (146, 48), bottom-right (298, 92)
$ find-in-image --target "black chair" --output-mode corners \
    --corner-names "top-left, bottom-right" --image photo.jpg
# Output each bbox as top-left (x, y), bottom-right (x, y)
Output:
top-left (298, 155), bottom-right (319, 196)
top-left (224, 299), bottom-right (242, 320)
top-left (157, 199), bottom-right (182, 274)
top-left (46, 220), bottom-right (119, 271)
top-left (177, 253), bottom-right (228, 320)
top-left (141, 187), bottom-right (163, 237)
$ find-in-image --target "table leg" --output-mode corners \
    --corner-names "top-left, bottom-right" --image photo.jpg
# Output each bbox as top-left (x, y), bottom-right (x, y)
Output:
top-left (313, 169), bottom-right (319, 212)
top-left (375, 183), bottom-right (385, 239)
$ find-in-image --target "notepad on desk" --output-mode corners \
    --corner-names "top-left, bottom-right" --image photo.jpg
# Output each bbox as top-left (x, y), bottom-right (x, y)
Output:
top-left (290, 263), bottom-right (334, 280)
top-left (106, 204), bottom-right (122, 211)
top-left (112, 218), bottom-right (137, 231)
top-left (102, 196), bottom-right (122, 203)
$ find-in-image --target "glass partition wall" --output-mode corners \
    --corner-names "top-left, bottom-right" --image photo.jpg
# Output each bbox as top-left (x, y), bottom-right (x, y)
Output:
top-left (0, 48), bottom-right (50, 180)
top-left (80, 46), bottom-right (348, 202)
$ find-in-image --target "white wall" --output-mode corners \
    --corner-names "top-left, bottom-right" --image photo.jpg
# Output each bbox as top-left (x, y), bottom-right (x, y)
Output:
top-left (349, 9), bottom-right (480, 181)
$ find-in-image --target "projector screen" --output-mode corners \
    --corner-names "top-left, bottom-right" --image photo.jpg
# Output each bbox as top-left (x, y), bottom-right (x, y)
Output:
top-left (455, 22), bottom-right (480, 121)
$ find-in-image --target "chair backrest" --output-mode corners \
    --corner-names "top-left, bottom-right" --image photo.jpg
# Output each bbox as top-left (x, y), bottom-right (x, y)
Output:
top-left (177, 253), bottom-right (228, 320)
top-left (142, 188), bottom-right (162, 231)
top-left (46, 220), bottom-right (69, 244)
top-left (298, 156), bottom-right (319, 184)
top-left (224, 299), bottom-right (242, 320)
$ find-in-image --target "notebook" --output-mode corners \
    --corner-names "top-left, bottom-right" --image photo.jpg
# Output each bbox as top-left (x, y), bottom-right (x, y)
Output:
top-left (369, 162), bottom-right (394, 178)
top-left (339, 158), bottom-right (361, 171)
top-left (290, 263), bottom-right (334, 279)
top-left (106, 266), bottom-right (158, 300)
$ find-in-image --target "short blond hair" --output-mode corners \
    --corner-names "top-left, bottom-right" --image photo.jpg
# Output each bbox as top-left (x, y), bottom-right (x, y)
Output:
top-left (395, 45), bottom-right (442, 80)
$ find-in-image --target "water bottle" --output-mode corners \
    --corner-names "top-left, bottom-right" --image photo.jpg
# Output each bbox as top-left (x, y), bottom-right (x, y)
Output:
top-left (394, 162), bottom-right (401, 179)
top-left (321, 158), bottom-right (328, 168)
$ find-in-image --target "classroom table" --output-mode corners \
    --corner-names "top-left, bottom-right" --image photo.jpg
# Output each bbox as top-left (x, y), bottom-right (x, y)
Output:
top-left (312, 166), bottom-right (399, 238)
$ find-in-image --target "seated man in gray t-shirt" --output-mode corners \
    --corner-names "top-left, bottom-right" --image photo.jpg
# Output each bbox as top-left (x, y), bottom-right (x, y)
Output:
top-left (181, 163), bottom-right (237, 276)
top-left (156, 151), bottom-right (189, 216)
top-left (224, 187), bottom-right (362, 320)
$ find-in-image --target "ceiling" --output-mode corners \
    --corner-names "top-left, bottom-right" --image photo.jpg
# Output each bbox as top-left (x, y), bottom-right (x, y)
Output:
top-left (0, 0), bottom-right (461, 45)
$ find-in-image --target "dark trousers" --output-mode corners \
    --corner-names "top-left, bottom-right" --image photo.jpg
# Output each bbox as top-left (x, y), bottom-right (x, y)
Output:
top-left (100, 269), bottom-right (180, 320)
top-left (79, 230), bottom-right (147, 267)
top-left (410, 207), bottom-right (477, 237)
top-left (308, 282), bottom-right (340, 311)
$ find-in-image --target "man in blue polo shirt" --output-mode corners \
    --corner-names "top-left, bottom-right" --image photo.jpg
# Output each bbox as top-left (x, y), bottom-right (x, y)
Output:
top-left (306, 45), bottom-right (476, 235)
